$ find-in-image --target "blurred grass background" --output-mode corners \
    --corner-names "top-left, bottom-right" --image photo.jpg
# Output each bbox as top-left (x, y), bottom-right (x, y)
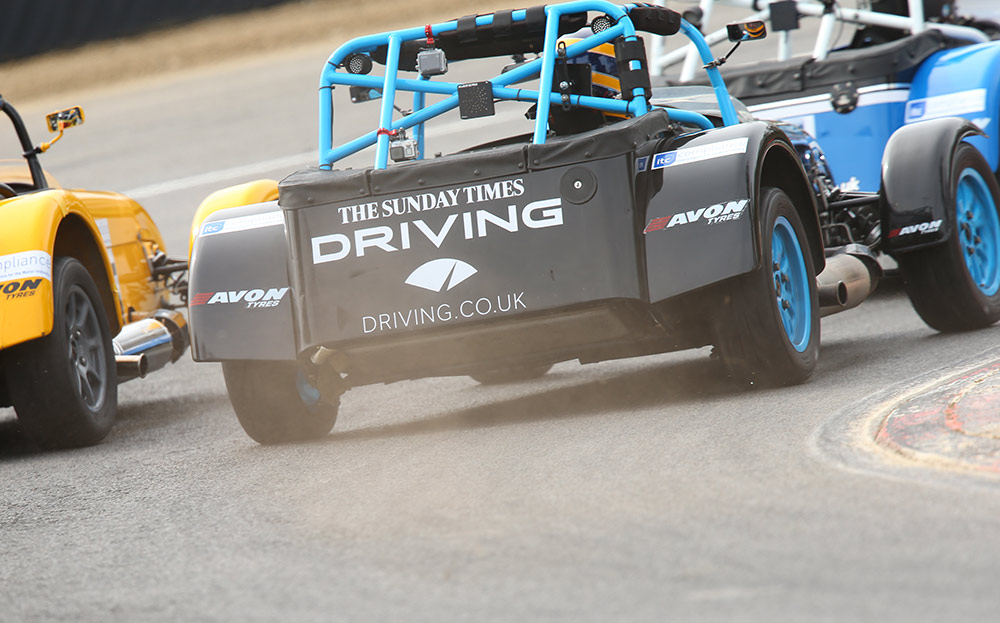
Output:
top-left (1, 0), bottom-right (512, 103)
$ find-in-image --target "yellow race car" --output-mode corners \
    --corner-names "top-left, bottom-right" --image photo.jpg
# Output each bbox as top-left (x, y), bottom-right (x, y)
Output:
top-left (0, 95), bottom-right (188, 449)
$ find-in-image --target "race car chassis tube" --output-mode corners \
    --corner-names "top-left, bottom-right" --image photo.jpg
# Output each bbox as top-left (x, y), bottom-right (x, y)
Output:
top-left (319, 3), bottom-right (734, 169)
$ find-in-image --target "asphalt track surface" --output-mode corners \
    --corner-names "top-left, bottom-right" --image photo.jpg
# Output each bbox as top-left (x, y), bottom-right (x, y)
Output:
top-left (4, 6), bottom-right (1000, 622)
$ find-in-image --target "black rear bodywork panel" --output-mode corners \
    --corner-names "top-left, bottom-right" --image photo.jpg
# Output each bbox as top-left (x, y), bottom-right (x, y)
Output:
top-left (188, 202), bottom-right (297, 361)
top-left (283, 156), bottom-right (641, 348)
top-left (881, 117), bottom-right (985, 253)
top-left (190, 112), bottom-right (814, 383)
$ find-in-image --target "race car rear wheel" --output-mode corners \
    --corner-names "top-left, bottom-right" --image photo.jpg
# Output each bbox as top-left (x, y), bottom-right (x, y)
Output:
top-left (897, 143), bottom-right (1000, 332)
top-left (713, 186), bottom-right (820, 386)
top-left (4, 257), bottom-right (117, 448)
top-left (222, 360), bottom-right (338, 444)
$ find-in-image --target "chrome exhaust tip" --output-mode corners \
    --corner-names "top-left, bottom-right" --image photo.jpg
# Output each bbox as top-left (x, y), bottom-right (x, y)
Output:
top-left (116, 354), bottom-right (148, 382)
top-left (112, 309), bottom-right (188, 383)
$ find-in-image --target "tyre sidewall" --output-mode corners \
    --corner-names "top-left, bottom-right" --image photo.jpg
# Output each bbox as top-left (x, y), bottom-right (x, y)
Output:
top-left (947, 143), bottom-right (1000, 315)
top-left (6, 257), bottom-right (117, 447)
top-left (756, 187), bottom-right (821, 376)
top-left (222, 360), bottom-right (337, 444)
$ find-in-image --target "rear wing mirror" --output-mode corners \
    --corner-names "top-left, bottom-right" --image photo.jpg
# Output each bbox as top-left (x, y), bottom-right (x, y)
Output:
top-left (727, 20), bottom-right (767, 42)
top-left (46, 106), bottom-right (85, 132)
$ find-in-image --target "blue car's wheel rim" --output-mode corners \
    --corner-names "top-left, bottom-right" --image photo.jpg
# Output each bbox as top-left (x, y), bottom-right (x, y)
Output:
top-left (956, 167), bottom-right (1000, 296)
top-left (296, 370), bottom-right (321, 406)
top-left (771, 216), bottom-right (811, 352)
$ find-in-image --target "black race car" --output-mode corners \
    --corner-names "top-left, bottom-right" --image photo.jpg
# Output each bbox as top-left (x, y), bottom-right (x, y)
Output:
top-left (185, 2), bottom-right (991, 443)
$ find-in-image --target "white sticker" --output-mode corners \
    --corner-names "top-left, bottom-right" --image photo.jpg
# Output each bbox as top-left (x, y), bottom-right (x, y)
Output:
top-left (0, 250), bottom-right (52, 282)
top-left (95, 218), bottom-right (124, 316)
top-left (405, 258), bottom-right (477, 292)
top-left (200, 211), bottom-right (284, 237)
top-left (905, 88), bottom-right (987, 123)
top-left (650, 138), bottom-right (749, 170)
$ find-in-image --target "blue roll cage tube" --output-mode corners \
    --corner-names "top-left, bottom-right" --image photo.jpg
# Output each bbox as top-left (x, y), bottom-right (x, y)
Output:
top-left (318, 1), bottom-right (739, 170)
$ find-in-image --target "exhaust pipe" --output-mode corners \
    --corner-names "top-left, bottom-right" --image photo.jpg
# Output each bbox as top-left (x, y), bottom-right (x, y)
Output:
top-left (113, 309), bottom-right (188, 383)
top-left (116, 354), bottom-right (149, 382)
top-left (817, 244), bottom-right (882, 317)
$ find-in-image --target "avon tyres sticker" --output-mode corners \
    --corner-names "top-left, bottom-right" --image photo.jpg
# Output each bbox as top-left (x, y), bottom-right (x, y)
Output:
top-left (2, 278), bottom-right (44, 300)
top-left (644, 199), bottom-right (749, 233)
top-left (0, 250), bottom-right (52, 282)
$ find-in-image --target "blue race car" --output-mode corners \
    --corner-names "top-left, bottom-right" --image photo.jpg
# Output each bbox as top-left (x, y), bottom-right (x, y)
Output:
top-left (658, 0), bottom-right (1000, 333)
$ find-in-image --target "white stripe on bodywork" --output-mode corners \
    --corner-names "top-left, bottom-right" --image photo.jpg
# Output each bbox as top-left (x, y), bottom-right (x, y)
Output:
top-left (199, 211), bottom-right (284, 238)
top-left (904, 88), bottom-right (987, 123)
top-left (748, 84), bottom-right (911, 118)
top-left (0, 250), bottom-right (52, 282)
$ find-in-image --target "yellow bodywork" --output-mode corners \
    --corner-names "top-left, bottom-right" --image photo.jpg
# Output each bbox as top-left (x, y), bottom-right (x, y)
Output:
top-left (0, 187), bottom-right (169, 349)
top-left (188, 179), bottom-right (279, 255)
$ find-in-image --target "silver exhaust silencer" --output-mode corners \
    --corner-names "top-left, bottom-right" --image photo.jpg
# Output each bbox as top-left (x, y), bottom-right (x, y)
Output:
top-left (817, 244), bottom-right (882, 318)
top-left (113, 309), bottom-right (188, 383)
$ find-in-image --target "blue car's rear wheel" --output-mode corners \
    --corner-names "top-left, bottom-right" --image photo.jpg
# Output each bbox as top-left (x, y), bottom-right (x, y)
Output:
top-left (713, 186), bottom-right (820, 386)
top-left (222, 360), bottom-right (339, 444)
top-left (898, 143), bottom-right (1000, 332)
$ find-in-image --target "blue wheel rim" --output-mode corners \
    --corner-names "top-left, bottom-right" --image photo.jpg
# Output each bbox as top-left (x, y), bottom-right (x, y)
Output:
top-left (772, 216), bottom-right (811, 352)
top-left (956, 167), bottom-right (1000, 296)
top-left (296, 370), bottom-right (321, 406)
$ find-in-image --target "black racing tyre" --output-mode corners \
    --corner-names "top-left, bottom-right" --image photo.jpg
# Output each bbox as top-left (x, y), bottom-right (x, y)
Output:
top-left (4, 257), bottom-right (117, 448)
top-left (897, 143), bottom-right (1000, 332)
top-left (470, 364), bottom-right (553, 385)
top-left (712, 186), bottom-right (820, 386)
top-left (222, 360), bottom-right (338, 444)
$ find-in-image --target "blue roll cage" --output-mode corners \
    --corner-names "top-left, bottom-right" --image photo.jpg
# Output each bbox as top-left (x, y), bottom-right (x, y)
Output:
top-left (319, 1), bottom-right (739, 170)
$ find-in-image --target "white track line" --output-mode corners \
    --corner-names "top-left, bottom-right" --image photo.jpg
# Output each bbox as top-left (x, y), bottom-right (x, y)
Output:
top-left (123, 110), bottom-right (529, 200)
top-left (123, 151), bottom-right (314, 199)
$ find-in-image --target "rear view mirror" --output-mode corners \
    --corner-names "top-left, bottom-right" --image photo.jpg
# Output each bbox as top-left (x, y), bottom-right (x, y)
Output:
top-left (727, 20), bottom-right (767, 42)
top-left (46, 106), bottom-right (85, 133)
top-left (350, 86), bottom-right (382, 103)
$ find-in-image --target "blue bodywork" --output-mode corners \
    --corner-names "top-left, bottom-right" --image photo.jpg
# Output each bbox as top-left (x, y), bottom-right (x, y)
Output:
top-left (905, 42), bottom-right (1000, 170)
top-left (753, 37), bottom-right (1000, 192)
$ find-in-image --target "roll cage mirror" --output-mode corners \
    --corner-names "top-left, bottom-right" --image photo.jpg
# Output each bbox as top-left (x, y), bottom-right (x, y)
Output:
top-left (726, 20), bottom-right (768, 42)
top-left (704, 20), bottom-right (768, 70)
top-left (46, 106), bottom-right (85, 132)
top-left (38, 106), bottom-right (85, 154)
